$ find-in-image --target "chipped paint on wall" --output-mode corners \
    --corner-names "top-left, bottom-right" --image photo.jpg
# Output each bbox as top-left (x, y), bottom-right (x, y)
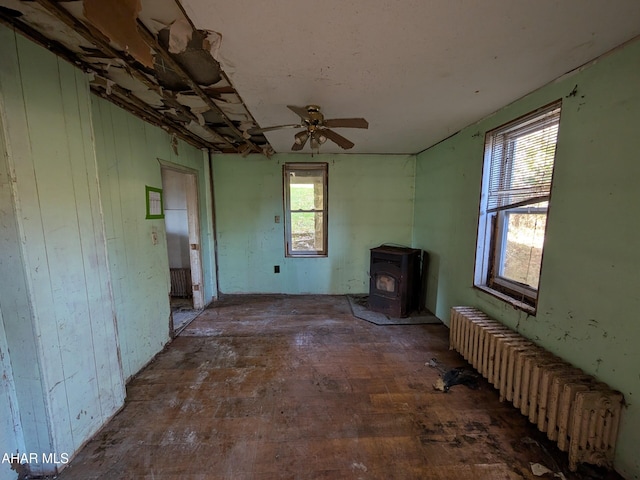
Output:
top-left (0, 27), bottom-right (126, 475)
top-left (412, 37), bottom-right (640, 478)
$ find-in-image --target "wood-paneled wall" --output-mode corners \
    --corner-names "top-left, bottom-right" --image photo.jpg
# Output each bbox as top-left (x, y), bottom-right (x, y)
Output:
top-left (0, 27), bottom-right (125, 475)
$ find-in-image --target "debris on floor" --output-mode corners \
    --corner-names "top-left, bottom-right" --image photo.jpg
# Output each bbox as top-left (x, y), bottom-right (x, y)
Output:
top-left (530, 462), bottom-right (567, 479)
top-left (428, 357), bottom-right (480, 392)
top-left (54, 295), bottom-right (626, 479)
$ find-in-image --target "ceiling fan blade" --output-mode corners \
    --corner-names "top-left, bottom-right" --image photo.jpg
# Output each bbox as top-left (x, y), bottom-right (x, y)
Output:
top-left (248, 124), bottom-right (302, 134)
top-left (287, 105), bottom-right (312, 121)
top-left (323, 118), bottom-right (369, 129)
top-left (322, 128), bottom-right (355, 150)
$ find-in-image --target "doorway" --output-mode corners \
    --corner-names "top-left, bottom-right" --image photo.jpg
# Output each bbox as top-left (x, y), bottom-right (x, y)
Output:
top-left (161, 166), bottom-right (204, 334)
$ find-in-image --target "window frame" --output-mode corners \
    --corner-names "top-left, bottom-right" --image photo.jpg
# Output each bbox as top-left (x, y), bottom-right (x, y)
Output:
top-left (283, 162), bottom-right (328, 258)
top-left (474, 102), bottom-right (561, 313)
top-left (489, 206), bottom-right (547, 302)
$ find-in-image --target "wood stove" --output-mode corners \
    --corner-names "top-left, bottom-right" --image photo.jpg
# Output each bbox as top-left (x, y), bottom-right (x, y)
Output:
top-left (368, 245), bottom-right (422, 318)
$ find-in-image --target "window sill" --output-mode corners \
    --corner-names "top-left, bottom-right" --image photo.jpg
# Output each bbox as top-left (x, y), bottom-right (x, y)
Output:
top-left (474, 285), bottom-right (536, 315)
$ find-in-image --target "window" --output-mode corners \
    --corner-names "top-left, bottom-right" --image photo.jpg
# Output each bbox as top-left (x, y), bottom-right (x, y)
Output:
top-left (283, 163), bottom-right (328, 257)
top-left (474, 102), bottom-right (561, 312)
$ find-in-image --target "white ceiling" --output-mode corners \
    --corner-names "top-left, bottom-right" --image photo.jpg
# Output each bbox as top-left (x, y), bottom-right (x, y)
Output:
top-left (180, 0), bottom-right (640, 154)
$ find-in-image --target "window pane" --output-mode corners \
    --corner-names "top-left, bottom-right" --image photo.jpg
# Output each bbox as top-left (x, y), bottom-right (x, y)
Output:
top-left (291, 212), bottom-right (324, 251)
top-left (511, 124), bottom-right (557, 187)
top-left (486, 107), bottom-right (560, 212)
top-left (500, 212), bottom-right (547, 289)
top-left (503, 124), bottom-right (558, 206)
top-left (289, 173), bottom-right (323, 210)
top-left (284, 163), bottom-right (327, 257)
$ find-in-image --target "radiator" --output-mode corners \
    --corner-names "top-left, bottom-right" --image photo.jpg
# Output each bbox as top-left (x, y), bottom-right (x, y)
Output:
top-left (449, 306), bottom-right (623, 471)
top-left (169, 268), bottom-right (192, 297)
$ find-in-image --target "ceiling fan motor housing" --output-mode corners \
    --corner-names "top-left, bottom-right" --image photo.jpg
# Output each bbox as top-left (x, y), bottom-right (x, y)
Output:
top-left (305, 106), bottom-right (324, 127)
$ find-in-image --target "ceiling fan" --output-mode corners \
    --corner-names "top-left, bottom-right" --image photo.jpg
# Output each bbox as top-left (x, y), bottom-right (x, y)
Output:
top-left (248, 105), bottom-right (368, 151)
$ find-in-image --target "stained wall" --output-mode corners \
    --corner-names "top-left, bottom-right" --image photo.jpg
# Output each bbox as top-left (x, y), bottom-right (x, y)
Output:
top-left (212, 154), bottom-right (416, 294)
top-left (413, 37), bottom-right (640, 478)
top-left (0, 27), bottom-right (125, 475)
top-left (91, 96), bottom-right (215, 379)
top-left (0, 24), bottom-right (217, 477)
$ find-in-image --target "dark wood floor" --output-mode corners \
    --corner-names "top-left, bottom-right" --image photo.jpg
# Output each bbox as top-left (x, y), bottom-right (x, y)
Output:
top-left (57, 295), bottom-right (620, 479)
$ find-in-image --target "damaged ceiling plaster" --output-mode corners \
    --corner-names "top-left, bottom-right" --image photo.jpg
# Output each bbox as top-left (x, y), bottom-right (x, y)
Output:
top-left (1, 1), bottom-right (640, 155)
top-left (0, 0), bottom-right (272, 155)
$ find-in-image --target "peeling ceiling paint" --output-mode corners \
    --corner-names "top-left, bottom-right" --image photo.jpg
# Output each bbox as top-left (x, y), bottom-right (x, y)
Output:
top-left (83, 0), bottom-right (154, 68)
top-left (0, 0), bottom-right (270, 154)
top-left (2, 0), bottom-right (640, 155)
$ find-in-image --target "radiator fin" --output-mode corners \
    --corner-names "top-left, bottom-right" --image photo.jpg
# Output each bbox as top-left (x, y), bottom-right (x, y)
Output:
top-left (170, 268), bottom-right (192, 297)
top-left (449, 306), bottom-right (623, 472)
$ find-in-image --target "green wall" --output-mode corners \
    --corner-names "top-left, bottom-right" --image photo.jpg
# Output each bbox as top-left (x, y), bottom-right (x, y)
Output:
top-left (0, 305), bottom-right (25, 480)
top-left (0, 28), bottom-right (125, 475)
top-left (92, 96), bottom-right (217, 380)
top-left (0, 24), bottom-right (217, 477)
top-left (213, 154), bottom-right (415, 294)
top-left (2, 14), bottom-right (638, 479)
top-left (413, 38), bottom-right (640, 478)
top-left (0, 53), bottom-right (26, 479)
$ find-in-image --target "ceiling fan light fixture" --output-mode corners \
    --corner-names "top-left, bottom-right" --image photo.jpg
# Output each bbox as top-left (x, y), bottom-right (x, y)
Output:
top-left (294, 131), bottom-right (309, 145)
top-left (310, 129), bottom-right (327, 145)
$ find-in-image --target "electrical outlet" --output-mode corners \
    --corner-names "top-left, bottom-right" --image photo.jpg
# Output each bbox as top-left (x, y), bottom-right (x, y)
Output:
top-left (275, 215), bottom-right (280, 223)
top-left (274, 265), bottom-right (280, 273)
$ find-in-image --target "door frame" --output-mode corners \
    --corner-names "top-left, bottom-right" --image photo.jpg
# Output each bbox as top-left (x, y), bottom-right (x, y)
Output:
top-left (159, 161), bottom-right (204, 310)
